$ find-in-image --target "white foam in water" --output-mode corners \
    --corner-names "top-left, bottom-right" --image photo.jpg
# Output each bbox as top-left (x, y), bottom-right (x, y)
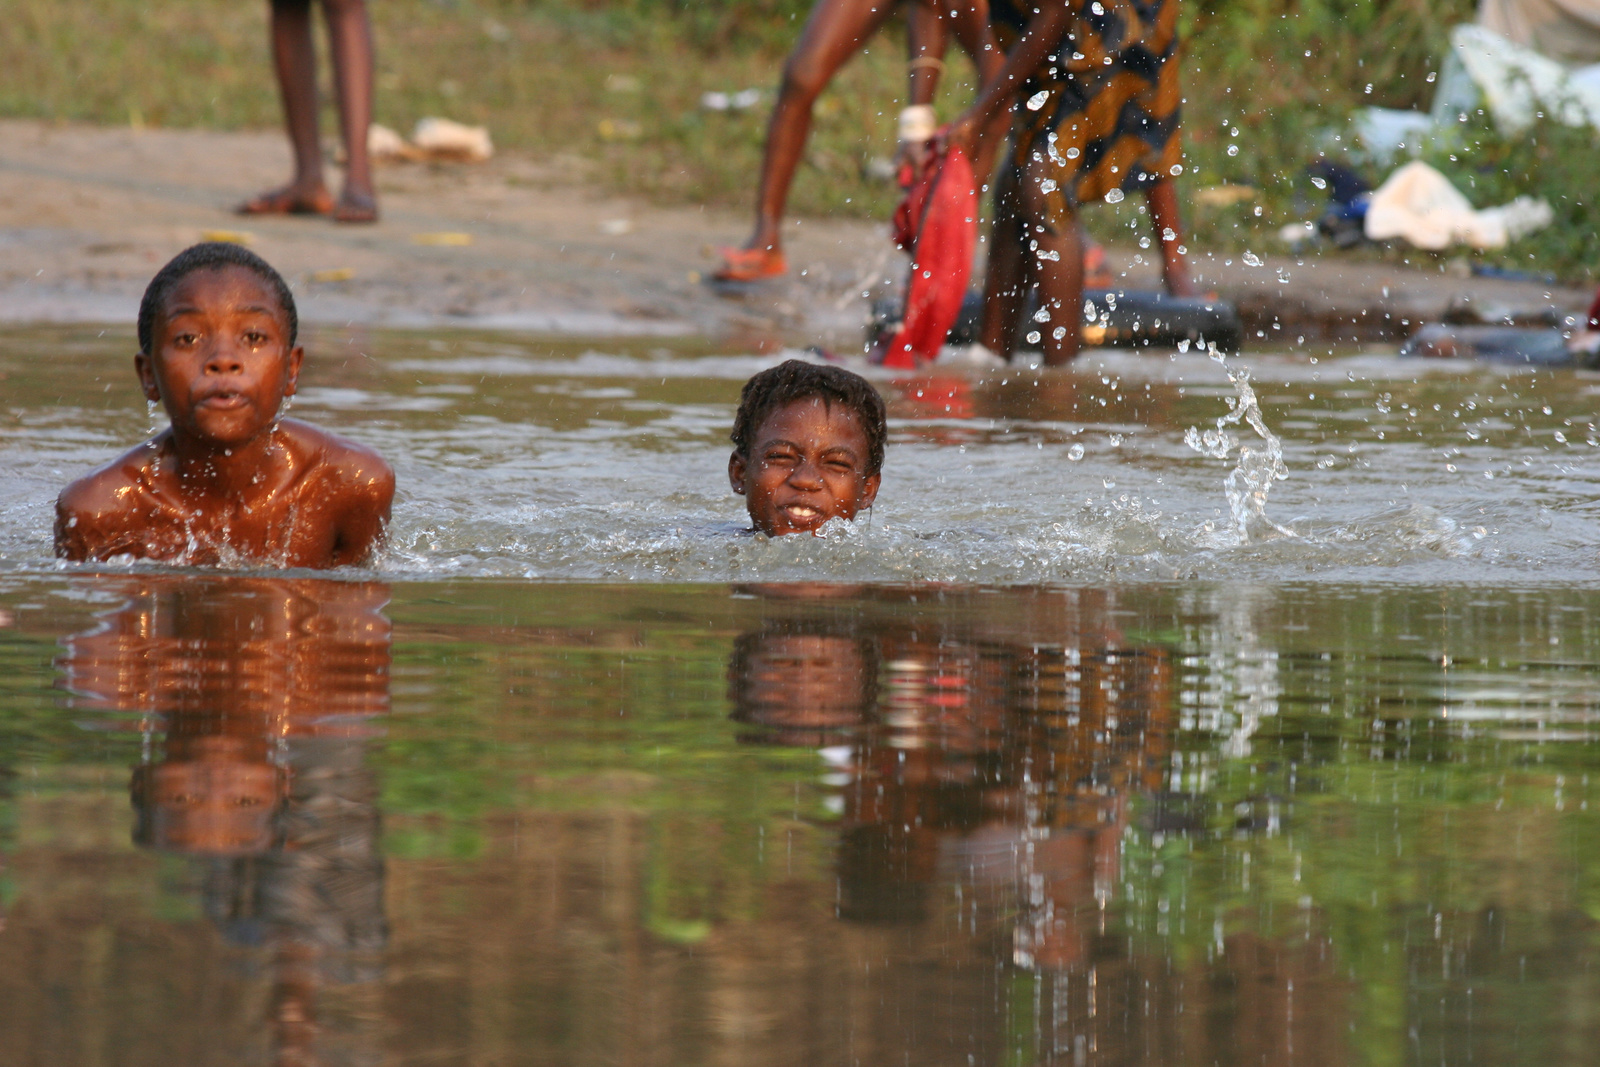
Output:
top-left (4, 330), bottom-right (1600, 585)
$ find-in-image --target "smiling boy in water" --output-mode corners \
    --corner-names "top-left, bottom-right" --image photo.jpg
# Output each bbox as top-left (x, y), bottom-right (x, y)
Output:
top-left (729, 360), bottom-right (885, 536)
top-left (55, 242), bottom-right (394, 568)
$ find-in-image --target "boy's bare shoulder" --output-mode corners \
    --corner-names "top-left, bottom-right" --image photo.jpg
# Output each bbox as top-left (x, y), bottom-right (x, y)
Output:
top-left (57, 440), bottom-right (164, 518)
top-left (280, 419), bottom-right (395, 500)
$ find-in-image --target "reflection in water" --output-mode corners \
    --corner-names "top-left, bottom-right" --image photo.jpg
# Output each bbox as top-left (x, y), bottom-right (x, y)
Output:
top-left (729, 587), bottom-right (1347, 1065)
top-left (60, 578), bottom-right (391, 1067)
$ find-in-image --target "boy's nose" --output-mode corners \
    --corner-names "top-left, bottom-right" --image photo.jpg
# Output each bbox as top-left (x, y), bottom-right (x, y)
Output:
top-left (203, 342), bottom-right (246, 375)
top-left (787, 457), bottom-right (824, 488)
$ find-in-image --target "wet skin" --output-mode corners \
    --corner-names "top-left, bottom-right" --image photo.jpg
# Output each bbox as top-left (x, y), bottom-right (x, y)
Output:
top-left (728, 397), bottom-right (881, 536)
top-left (54, 265), bottom-right (395, 567)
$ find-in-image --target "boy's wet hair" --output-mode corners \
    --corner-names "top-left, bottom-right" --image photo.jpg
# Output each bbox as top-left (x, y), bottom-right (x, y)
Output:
top-left (137, 242), bottom-right (298, 354)
top-left (731, 359), bottom-right (887, 475)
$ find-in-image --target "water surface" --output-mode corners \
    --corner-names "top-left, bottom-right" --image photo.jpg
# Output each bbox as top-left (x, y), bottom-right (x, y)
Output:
top-left (4, 327), bottom-right (1600, 1065)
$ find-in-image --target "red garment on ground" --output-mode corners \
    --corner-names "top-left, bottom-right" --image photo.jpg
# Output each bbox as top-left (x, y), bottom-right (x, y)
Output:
top-left (881, 145), bottom-right (978, 370)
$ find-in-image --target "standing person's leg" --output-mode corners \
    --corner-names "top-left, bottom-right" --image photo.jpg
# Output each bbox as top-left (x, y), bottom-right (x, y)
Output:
top-left (1145, 178), bottom-right (1194, 296)
top-left (979, 163), bottom-right (1029, 358)
top-left (239, 0), bottom-right (333, 216)
top-left (717, 0), bottom-right (900, 281)
top-left (936, 0), bottom-right (1009, 189)
top-left (1017, 156), bottom-right (1083, 365)
top-left (322, 0), bottom-right (378, 222)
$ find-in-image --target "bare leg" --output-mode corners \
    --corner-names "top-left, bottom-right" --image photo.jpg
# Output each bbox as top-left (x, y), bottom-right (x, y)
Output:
top-left (1145, 178), bottom-right (1193, 296)
top-left (935, 0), bottom-right (1009, 189)
top-left (739, 0), bottom-right (900, 258)
top-left (323, 0), bottom-right (378, 222)
top-left (980, 163), bottom-right (1030, 358)
top-left (1020, 155), bottom-right (1083, 365)
top-left (239, 0), bottom-right (333, 215)
top-left (905, 0), bottom-right (945, 104)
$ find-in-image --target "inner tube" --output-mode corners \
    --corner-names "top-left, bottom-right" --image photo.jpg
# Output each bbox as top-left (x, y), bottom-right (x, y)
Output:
top-left (871, 289), bottom-right (1243, 355)
top-left (1399, 324), bottom-right (1583, 366)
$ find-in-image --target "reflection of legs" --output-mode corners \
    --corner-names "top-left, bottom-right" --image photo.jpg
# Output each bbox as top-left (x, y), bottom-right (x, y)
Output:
top-left (740, 0), bottom-right (899, 258)
top-left (323, 0), bottom-right (378, 222)
top-left (980, 163), bottom-right (1029, 358)
top-left (1146, 178), bottom-right (1193, 296)
top-left (241, 0), bottom-right (334, 215)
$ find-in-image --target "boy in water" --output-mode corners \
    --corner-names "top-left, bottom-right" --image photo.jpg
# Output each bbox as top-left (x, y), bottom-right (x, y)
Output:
top-left (729, 360), bottom-right (885, 536)
top-left (55, 243), bottom-right (395, 568)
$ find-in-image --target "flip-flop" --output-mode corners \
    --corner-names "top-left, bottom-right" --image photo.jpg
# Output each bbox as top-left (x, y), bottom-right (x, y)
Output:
top-left (332, 192), bottom-right (379, 224)
top-left (1084, 240), bottom-right (1114, 288)
top-left (235, 186), bottom-right (334, 217)
top-left (712, 245), bottom-right (787, 282)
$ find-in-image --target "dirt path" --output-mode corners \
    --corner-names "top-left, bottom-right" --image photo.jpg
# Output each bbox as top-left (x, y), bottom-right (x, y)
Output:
top-left (1, 119), bottom-right (1589, 348)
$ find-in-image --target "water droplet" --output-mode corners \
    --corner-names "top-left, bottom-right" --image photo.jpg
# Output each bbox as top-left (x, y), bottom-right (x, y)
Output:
top-left (1026, 90), bottom-right (1050, 111)
top-left (1227, 144), bottom-right (1239, 156)
top-left (1242, 251), bottom-right (1262, 266)
top-left (1068, 443), bottom-right (1086, 461)
top-left (1026, 330), bottom-right (1042, 344)
top-left (1105, 189), bottom-right (1125, 204)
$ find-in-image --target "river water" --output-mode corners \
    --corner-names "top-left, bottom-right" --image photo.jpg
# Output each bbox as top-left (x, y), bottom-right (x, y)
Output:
top-left (2, 326), bottom-right (1600, 1065)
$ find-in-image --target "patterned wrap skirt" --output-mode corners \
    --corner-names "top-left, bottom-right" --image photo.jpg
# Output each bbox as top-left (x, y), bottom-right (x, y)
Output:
top-left (992, 0), bottom-right (1182, 231)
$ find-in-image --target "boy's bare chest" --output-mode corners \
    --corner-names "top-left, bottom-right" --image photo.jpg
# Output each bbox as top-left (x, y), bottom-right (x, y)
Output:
top-left (128, 473), bottom-right (334, 566)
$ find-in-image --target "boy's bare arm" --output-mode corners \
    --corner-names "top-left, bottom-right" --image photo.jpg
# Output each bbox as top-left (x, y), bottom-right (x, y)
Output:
top-left (54, 459), bottom-right (148, 561)
top-left (325, 445), bottom-right (396, 567)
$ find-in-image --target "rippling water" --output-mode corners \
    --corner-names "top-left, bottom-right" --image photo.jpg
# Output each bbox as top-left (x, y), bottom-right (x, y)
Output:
top-left (6, 326), bottom-right (1600, 1064)
top-left (4, 324), bottom-right (1599, 583)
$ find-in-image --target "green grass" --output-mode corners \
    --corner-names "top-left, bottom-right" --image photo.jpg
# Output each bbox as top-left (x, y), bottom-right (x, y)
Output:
top-left (3, 0), bottom-right (1594, 281)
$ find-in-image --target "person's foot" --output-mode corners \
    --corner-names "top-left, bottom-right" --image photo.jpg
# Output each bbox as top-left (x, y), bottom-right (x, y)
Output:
top-left (235, 183), bottom-right (334, 217)
top-left (712, 245), bottom-right (787, 282)
top-left (332, 188), bottom-right (379, 224)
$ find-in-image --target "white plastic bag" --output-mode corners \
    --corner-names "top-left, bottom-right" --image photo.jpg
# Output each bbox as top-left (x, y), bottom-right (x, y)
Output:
top-left (1364, 160), bottom-right (1552, 249)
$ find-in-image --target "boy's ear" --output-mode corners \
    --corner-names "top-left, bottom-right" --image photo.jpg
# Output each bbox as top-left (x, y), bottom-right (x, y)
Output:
top-left (859, 472), bottom-right (881, 510)
top-left (283, 344), bottom-right (305, 397)
top-left (133, 352), bottom-right (161, 403)
top-left (728, 450), bottom-right (747, 494)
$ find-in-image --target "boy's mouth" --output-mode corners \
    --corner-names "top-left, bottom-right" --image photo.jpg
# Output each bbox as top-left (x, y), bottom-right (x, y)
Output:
top-left (779, 503), bottom-right (824, 525)
top-left (197, 391), bottom-right (248, 410)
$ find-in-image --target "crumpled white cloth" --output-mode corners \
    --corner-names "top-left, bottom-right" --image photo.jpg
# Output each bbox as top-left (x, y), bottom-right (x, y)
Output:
top-left (1364, 160), bottom-right (1553, 249)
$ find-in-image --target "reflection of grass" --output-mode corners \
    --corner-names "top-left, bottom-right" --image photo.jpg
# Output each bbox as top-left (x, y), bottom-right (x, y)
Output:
top-left (3, 0), bottom-right (1594, 276)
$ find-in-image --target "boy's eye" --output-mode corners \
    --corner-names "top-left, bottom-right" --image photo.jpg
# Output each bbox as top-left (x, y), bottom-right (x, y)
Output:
top-left (764, 450), bottom-right (798, 465)
top-left (243, 330), bottom-right (268, 346)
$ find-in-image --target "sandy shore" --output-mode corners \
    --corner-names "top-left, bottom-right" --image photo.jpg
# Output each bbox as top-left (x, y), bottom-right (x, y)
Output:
top-left (0, 119), bottom-right (1589, 347)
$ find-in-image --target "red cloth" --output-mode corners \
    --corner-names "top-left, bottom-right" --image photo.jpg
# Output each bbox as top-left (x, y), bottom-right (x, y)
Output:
top-left (881, 145), bottom-right (978, 370)
top-left (1587, 286), bottom-right (1600, 330)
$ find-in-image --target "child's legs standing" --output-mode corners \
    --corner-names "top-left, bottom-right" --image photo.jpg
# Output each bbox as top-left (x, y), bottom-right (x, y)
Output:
top-left (270, 0), bottom-right (324, 197)
top-left (321, 0), bottom-right (377, 219)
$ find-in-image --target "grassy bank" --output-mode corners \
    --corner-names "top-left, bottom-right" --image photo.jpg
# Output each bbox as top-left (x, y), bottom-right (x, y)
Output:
top-left (3, 0), bottom-right (1593, 281)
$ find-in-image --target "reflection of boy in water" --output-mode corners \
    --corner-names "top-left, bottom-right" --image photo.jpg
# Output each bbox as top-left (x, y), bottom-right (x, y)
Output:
top-left (723, 588), bottom-right (1175, 956)
top-left (728, 624), bottom-right (878, 747)
top-left (61, 577), bottom-right (390, 1066)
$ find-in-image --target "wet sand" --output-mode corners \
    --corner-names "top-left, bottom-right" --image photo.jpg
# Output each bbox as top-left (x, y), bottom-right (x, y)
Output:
top-left (0, 118), bottom-right (1589, 347)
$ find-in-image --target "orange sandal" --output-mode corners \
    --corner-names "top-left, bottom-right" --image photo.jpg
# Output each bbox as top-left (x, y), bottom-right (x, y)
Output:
top-left (712, 245), bottom-right (788, 282)
top-left (1084, 240), bottom-right (1114, 289)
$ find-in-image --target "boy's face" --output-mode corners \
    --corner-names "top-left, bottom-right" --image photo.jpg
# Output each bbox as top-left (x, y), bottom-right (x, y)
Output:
top-left (729, 397), bottom-right (880, 536)
top-left (135, 265), bottom-right (301, 448)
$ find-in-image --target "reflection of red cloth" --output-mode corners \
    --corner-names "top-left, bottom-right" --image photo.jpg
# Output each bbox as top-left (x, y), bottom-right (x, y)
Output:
top-left (883, 145), bottom-right (978, 369)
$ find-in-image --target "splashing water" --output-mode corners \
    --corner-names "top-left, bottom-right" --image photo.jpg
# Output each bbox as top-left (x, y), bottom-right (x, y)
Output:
top-left (1184, 345), bottom-right (1291, 544)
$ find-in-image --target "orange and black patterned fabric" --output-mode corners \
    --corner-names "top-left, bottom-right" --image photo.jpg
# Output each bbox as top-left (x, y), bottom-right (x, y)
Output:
top-left (991, 0), bottom-right (1182, 229)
